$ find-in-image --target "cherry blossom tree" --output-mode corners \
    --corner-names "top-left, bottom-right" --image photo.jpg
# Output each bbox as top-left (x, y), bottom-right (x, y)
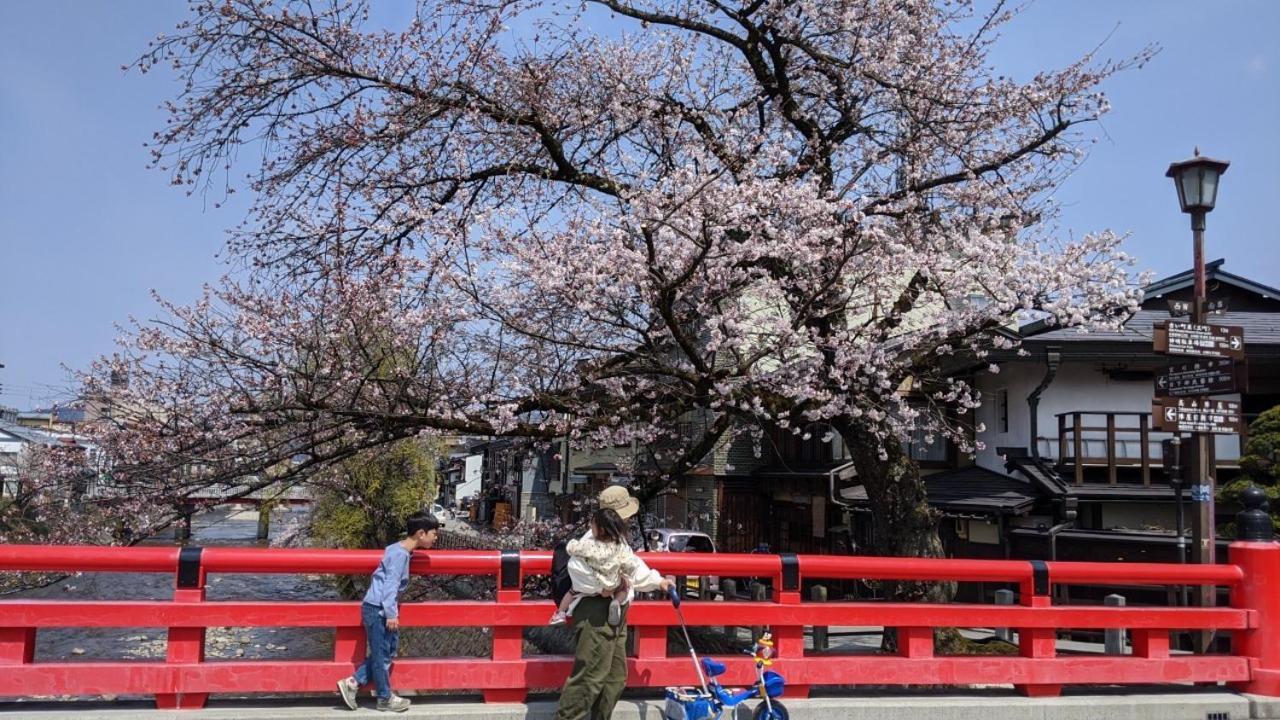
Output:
top-left (76, 0), bottom-right (1150, 571)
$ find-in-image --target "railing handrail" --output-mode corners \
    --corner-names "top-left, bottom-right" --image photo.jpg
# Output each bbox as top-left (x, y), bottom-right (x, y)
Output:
top-left (0, 545), bottom-right (1245, 587)
top-left (1054, 410), bottom-right (1154, 419)
top-left (0, 599), bottom-right (1252, 631)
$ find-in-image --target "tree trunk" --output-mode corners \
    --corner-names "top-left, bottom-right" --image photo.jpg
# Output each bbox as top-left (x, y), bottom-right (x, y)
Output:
top-left (844, 428), bottom-right (959, 652)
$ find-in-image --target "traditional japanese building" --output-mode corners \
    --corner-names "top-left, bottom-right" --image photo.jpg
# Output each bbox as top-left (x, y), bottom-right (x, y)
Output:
top-left (840, 260), bottom-right (1279, 598)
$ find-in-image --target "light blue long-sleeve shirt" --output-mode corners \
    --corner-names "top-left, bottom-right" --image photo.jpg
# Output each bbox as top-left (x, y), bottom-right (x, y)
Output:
top-left (362, 542), bottom-right (412, 619)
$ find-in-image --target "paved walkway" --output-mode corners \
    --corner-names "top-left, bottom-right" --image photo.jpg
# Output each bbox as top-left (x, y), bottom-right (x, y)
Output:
top-left (3, 690), bottom-right (1276, 720)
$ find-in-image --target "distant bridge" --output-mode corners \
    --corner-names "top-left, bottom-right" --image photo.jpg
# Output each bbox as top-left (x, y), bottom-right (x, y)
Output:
top-left (187, 483), bottom-right (314, 508)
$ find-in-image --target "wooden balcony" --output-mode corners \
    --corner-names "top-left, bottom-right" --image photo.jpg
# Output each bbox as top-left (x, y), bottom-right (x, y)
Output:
top-left (1052, 411), bottom-right (1243, 487)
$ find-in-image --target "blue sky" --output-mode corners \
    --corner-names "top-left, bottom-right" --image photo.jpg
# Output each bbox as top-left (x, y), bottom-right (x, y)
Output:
top-left (1, 1), bottom-right (1277, 407)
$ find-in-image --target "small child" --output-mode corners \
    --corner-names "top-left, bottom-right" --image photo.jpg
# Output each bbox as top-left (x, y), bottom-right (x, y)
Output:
top-left (337, 512), bottom-right (439, 713)
top-left (549, 507), bottom-right (638, 627)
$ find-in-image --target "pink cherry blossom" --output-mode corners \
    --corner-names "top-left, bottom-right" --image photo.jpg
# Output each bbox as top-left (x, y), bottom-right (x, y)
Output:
top-left (18, 1), bottom-right (1155, 545)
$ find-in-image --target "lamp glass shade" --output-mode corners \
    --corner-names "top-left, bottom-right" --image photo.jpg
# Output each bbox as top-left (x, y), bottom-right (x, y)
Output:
top-left (1201, 170), bottom-right (1219, 209)
top-left (1180, 170), bottom-right (1201, 209)
top-left (1166, 154), bottom-right (1229, 213)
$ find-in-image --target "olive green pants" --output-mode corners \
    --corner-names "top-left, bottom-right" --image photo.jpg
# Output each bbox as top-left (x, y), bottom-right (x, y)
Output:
top-left (553, 596), bottom-right (629, 720)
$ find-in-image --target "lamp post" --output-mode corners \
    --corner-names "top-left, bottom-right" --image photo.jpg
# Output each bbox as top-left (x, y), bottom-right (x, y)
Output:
top-left (1165, 149), bottom-right (1229, 640)
top-left (1166, 437), bottom-right (1186, 562)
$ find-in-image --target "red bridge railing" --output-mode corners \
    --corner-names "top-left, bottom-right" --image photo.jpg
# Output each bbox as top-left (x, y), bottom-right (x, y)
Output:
top-left (1, 542), bottom-right (1278, 708)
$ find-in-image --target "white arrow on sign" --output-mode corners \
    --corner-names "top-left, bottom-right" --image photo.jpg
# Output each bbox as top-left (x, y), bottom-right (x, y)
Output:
top-left (1230, 336), bottom-right (1241, 350)
top-left (1157, 376), bottom-right (1168, 389)
top-left (1165, 407), bottom-right (1177, 422)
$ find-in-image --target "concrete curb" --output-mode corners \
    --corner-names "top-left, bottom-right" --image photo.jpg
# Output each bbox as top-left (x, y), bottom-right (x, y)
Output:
top-left (1246, 693), bottom-right (1280, 719)
top-left (0, 691), bottom-right (1263, 720)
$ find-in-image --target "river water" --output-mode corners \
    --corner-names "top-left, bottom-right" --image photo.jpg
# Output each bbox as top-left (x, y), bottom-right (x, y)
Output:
top-left (15, 507), bottom-right (339, 662)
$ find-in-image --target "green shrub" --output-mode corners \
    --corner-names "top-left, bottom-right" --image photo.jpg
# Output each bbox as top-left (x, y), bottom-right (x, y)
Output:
top-left (309, 439), bottom-right (442, 598)
top-left (1218, 405), bottom-right (1280, 533)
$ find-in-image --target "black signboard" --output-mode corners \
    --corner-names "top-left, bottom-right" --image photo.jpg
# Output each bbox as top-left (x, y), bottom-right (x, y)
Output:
top-left (1153, 321), bottom-right (1245, 359)
top-left (1155, 358), bottom-right (1246, 397)
top-left (1152, 397), bottom-right (1243, 435)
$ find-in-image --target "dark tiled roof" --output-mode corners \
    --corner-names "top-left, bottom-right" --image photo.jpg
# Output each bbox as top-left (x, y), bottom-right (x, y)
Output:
top-left (1142, 258), bottom-right (1280, 301)
top-left (841, 465), bottom-right (1037, 515)
top-left (0, 421), bottom-right (64, 447)
top-left (1023, 310), bottom-right (1280, 346)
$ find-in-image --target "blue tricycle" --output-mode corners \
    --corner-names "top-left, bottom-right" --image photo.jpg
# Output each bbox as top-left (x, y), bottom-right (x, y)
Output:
top-left (662, 586), bottom-right (788, 720)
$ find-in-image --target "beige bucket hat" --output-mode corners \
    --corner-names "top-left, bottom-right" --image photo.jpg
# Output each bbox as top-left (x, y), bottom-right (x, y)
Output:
top-left (598, 485), bottom-right (640, 519)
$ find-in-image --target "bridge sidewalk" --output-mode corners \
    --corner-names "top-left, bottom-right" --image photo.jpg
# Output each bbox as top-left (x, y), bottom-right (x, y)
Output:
top-left (3, 689), bottom-right (1276, 720)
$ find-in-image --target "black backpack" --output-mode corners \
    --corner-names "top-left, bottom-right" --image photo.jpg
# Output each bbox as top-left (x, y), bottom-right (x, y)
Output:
top-left (550, 537), bottom-right (573, 607)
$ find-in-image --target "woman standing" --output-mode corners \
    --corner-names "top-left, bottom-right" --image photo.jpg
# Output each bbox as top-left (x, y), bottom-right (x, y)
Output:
top-left (554, 486), bottom-right (672, 720)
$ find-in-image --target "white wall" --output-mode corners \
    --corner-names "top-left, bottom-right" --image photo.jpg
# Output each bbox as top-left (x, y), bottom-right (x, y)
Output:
top-left (457, 454), bottom-right (482, 502)
top-left (0, 443), bottom-right (17, 498)
top-left (975, 361), bottom-right (1242, 476)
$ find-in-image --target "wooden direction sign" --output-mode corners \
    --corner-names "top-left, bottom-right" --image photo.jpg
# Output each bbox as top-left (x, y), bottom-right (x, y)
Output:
top-left (1153, 321), bottom-right (1245, 359)
top-left (1152, 397), bottom-right (1243, 435)
top-left (1155, 358), bottom-right (1247, 397)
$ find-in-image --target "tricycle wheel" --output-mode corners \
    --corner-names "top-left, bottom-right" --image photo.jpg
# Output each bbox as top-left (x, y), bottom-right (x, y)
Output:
top-left (752, 700), bottom-right (788, 720)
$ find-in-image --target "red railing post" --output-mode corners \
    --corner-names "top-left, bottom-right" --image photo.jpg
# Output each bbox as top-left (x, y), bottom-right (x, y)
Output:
top-left (1230, 540), bottom-right (1280, 696)
top-left (0, 627), bottom-right (35, 665)
top-left (1131, 629), bottom-right (1170, 659)
top-left (1016, 561), bottom-right (1060, 698)
top-left (157, 546), bottom-right (207, 710)
top-left (484, 550), bottom-right (526, 703)
top-left (774, 554), bottom-right (809, 699)
top-left (636, 624), bottom-right (667, 660)
top-left (897, 627), bottom-right (933, 659)
top-left (0, 549), bottom-right (37, 665)
top-left (334, 623), bottom-right (366, 666)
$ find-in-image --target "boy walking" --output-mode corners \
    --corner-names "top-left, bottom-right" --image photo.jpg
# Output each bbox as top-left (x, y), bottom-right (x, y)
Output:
top-left (337, 512), bottom-right (440, 712)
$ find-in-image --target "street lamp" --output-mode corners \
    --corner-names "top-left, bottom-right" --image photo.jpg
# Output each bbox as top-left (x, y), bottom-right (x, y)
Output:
top-left (1167, 150), bottom-right (1230, 217)
top-left (1165, 149), bottom-right (1229, 649)
top-left (1166, 150), bottom-right (1230, 308)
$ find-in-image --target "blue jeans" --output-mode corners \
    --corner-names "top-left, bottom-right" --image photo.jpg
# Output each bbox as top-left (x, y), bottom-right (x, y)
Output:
top-left (354, 602), bottom-right (399, 700)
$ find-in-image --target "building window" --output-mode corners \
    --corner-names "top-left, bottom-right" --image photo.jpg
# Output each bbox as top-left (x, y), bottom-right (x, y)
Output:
top-left (997, 389), bottom-right (1009, 434)
top-left (906, 427), bottom-right (948, 463)
top-left (900, 401), bottom-right (950, 464)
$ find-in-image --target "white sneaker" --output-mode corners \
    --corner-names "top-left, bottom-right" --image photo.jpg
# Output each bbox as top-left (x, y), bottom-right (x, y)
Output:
top-left (377, 694), bottom-right (411, 713)
top-left (336, 676), bottom-right (358, 710)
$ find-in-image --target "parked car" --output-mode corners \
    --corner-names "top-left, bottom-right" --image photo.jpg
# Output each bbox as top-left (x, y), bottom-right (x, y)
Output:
top-left (646, 528), bottom-right (719, 598)
top-left (430, 503), bottom-right (454, 522)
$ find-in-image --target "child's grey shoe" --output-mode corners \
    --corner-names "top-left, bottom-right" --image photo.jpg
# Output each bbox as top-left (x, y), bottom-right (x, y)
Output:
top-left (336, 676), bottom-right (358, 710)
top-left (377, 694), bottom-right (411, 712)
top-left (607, 598), bottom-right (622, 626)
